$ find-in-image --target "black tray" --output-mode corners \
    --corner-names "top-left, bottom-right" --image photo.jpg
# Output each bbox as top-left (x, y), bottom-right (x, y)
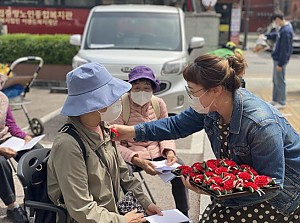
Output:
top-left (171, 169), bottom-right (281, 200)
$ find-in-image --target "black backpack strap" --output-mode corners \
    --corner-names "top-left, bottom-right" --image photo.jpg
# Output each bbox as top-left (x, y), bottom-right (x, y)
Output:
top-left (58, 123), bottom-right (87, 163)
top-left (58, 124), bottom-right (122, 204)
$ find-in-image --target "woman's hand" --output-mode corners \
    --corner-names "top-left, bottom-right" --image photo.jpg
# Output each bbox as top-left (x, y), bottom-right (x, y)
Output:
top-left (0, 147), bottom-right (17, 159)
top-left (124, 209), bottom-right (147, 223)
top-left (181, 175), bottom-right (209, 195)
top-left (24, 135), bottom-right (33, 143)
top-left (109, 124), bottom-right (136, 141)
top-left (132, 157), bottom-right (158, 176)
top-left (145, 203), bottom-right (163, 216)
top-left (165, 150), bottom-right (177, 166)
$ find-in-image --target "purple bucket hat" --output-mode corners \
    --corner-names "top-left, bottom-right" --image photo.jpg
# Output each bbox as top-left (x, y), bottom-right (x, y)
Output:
top-left (128, 66), bottom-right (160, 93)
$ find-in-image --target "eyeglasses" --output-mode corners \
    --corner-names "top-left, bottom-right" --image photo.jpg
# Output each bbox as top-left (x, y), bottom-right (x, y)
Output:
top-left (185, 86), bottom-right (204, 99)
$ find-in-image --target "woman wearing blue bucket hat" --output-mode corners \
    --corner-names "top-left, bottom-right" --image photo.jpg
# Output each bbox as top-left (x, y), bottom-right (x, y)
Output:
top-left (47, 63), bottom-right (162, 223)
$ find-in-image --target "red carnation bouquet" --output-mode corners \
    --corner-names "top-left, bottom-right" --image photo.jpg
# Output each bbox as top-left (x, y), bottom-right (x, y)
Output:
top-left (173, 159), bottom-right (278, 198)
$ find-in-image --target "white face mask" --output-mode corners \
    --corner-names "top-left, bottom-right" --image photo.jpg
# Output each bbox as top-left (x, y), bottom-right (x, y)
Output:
top-left (99, 99), bottom-right (122, 122)
top-left (188, 91), bottom-right (214, 114)
top-left (130, 91), bottom-right (152, 106)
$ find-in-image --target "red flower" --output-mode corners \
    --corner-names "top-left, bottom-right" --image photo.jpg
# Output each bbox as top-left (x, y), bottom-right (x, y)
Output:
top-left (243, 182), bottom-right (259, 191)
top-left (238, 172), bottom-right (253, 181)
top-left (248, 168), bottom-right (259, 176)
top-left (110, 128), bottom-right (119, 138)
top-left (254, 175), bottom-right (272, 187)
top-left (223, 179), bottom-right (235, 191)
top-left (223, 173), bottom-right (236, 181)
top-left (192, 174), bottom-right (204, 184)
top-left (177, 165), bottom-right (193, 175)
top-left (207, 176), bottom-right (223, 185)
top-left (210, 184), bottom-right (225, 194)
top-left (189, 172), bottom-right (198, 178)
top-left (205, 159), bottom-right (219, 171)
top-left (222, 159), bottom-right (237, 168)
top-left (191, 162), bottom-right (204, 173)
top-left (232, 169), bottom-right (240, 175)
top-left (215, 166), bottom-right (229, 175)
top-left (234, 178), bottom-right (244, 188)
top-left (204, 171), bottom-right (215, 177)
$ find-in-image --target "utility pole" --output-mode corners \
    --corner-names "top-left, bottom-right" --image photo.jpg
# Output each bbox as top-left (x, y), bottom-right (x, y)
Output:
top-left (242, 0), bottom-right (250, 50)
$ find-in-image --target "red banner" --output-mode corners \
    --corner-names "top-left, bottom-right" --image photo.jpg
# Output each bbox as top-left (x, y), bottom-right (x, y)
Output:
top-left (0, 6), bottom-right (89, 34)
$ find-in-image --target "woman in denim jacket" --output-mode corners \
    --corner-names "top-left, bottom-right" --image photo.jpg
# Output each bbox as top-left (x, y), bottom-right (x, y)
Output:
top-left (111, 54), bottom-right (300, 222)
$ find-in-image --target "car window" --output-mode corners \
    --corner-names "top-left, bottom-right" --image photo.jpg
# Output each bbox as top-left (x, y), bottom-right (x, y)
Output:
top-left (85, 11), bottom-right (182, 51)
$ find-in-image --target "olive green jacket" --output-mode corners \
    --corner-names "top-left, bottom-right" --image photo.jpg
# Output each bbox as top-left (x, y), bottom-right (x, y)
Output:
top-left (47, 117), bottom-right (152, 223)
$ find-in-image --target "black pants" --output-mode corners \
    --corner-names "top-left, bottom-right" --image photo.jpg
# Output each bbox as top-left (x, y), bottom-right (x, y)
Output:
top-left (127, 156), bottom-right (189, 215)
top-left (0, 143), bottom-right (43, 206)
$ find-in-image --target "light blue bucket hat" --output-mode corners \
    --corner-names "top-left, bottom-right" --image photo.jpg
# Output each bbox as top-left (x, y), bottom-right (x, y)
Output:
top-left (61, 63), bottom-right (131, 116)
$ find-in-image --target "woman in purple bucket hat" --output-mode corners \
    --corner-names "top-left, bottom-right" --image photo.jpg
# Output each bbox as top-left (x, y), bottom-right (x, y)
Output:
top-left (111, 65), bottom-right (190, 219)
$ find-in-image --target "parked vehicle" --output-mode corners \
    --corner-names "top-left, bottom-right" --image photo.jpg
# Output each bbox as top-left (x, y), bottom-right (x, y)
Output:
top-left (291, 20), bottom-right (300, 53)
top-left (70, 4), bottom-right (205, 115)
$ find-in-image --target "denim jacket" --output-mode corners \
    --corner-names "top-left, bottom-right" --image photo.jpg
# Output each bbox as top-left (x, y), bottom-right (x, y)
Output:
top-left (135, 88), bottom-right (300, 216)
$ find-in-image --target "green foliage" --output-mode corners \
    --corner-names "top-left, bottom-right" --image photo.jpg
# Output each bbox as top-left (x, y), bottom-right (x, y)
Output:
top-left (0, 34), bottom-right (79, 65)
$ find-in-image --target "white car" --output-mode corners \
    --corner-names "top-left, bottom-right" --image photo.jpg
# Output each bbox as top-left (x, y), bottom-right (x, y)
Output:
top-left (291, 20), bottom-right (300, 53)
top-left (70, 4), bottom-right (205, 114)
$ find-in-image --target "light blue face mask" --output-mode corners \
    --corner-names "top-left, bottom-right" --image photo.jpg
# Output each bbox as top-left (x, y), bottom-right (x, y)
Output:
top-left (98, 99), bottom-right (122, 122)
